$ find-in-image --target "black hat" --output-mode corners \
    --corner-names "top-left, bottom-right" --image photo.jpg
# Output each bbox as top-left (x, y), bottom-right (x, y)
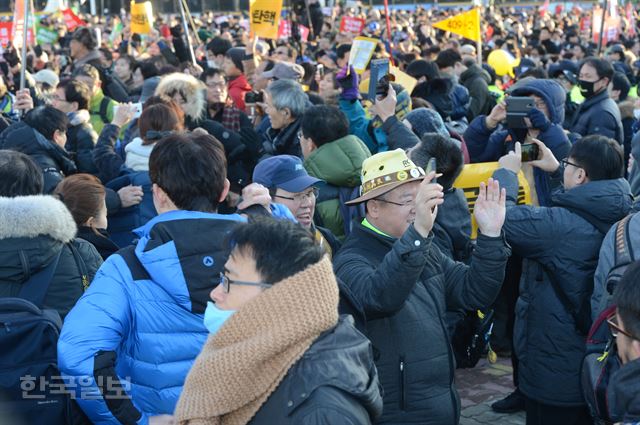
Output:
top-left (225, 47), bottom-right (245, 73)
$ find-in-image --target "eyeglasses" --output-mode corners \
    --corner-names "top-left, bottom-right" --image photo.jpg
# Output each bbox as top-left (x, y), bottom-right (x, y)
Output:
top-left (219, 272), bottom-right (270, 294)
top-left (274, 187), bottom-right (319, 203)
top-left (375, 197), bottom-right (415, 207)
top-left (607, 313), bottom-right (639, 340)
top-left (561, 158), bottom-right (582, 170)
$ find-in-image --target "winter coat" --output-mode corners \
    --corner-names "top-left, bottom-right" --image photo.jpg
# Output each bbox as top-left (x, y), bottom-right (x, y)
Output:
top-left (450, 81), bottom-right (471, 121)
top-left (93, 123), bottom-right (131, 184)
top-left (58, 210), bottom-right (247, 424)
top-left (304, 134), bottom-right (371, 240)
top-left (66, 109), bottom-right (98, 174)
top-left (334, 221), bottom-right (511, 424)
top-left (571, 89), bottom-right (624, 145)
top-left (76, 226), bottom-right (120, 261)
top-left (592, 212), bottom-right (640, 320)
top-left (460, 65), bottom-right (494, 120)
top-left (124, 137), bottom-right (153, 172)
top-left (0, 195), bottom-right (102, 319)
top-left (263, 118), bottom-right (303, 159)
top-left (0, 121), bottom-right (77, 193)
top-left (89, 89), bottom-right (117, 135)
top-left (227, 74), bottom-right (252, 111)
top-left (249, 316), bottom-right (383, 425)
top-left (492, 167), bottom-right (632, 407)
top-left (464, 78), bottom-right (571, 206)
top-left (609, 357), bottom-right (640, 424)
top-left (618, 99), bottom-right (636, 171)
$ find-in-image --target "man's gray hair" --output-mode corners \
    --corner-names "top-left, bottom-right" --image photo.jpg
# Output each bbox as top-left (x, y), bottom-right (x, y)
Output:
top-left (266, 79), bottom-right (308, 118)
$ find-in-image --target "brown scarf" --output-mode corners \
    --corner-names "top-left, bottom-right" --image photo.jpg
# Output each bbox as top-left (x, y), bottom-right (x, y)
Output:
top-left (174, 257), bottom-right (339, 425)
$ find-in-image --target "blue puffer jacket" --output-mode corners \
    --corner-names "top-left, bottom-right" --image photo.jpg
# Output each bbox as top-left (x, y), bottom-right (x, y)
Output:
top-left (570, 89), bottom-right (624, 145)
top-left (464, 78), bottom-right (571, 206)
top-left (106, 172), bottom-right (156, 247)
top-left (58, 210), bottom-right (246, 425)
top-left (492, 167), bottom-right (632, 407)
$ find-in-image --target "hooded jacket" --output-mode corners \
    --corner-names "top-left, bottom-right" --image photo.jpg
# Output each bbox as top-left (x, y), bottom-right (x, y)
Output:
top-left (304, 134), bottom-right (371, 239)
top-left (58, 210), bottom-right (246, 424)
top-left (66, 109), bottom-right (98, 174)
top-left (249, 315), bottom-right (383, 424)
top-left (334, 222), bottom-right (510, 424)
top-left (571, 88), bottom-right (624, 145)
top-left (609, 357), bottom-right (640, 424)
top-left (0, 195), bottom-right (102, 319)
top-left (0, 121), bottom-right (77, 194)
top-left (227, 74), bottom-right (252, 112)
top-left (460, 64), bottom-right (494, 120)
top-left (464, 78), bottom-right (571, 206)
top-left (492, 167), bottom-right (633, 407)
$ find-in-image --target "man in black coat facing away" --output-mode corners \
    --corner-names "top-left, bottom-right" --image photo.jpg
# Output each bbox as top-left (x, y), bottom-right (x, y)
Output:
top-left (334, 149), bottom-right (511, 424)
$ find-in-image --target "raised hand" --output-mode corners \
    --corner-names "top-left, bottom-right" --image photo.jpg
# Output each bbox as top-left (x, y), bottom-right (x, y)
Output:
top-left (413, 172), bottom-right (445, 237)
top-left (529, 138), bottom-right (560, 173)
top-left (474, 178), bottom-right (506, 238)
top-left (498, 142), bottom-right (522, 174)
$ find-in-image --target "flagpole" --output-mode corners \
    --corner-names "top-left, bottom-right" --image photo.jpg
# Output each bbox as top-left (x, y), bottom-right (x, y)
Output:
top-left (597, 0), bottom-right (608, 55)
top-left (383, 0), bottom-right (394, 66)
top-left (177, 0), bottom-right (196, 65)
top-left (19, 0), bottom-right (29, 91)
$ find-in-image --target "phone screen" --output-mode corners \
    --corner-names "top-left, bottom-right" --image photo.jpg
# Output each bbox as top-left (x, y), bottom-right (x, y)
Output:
top-left (426, 158), bottom-right (437, 183)
top-left (369, 58), bottom-right (390, 101)
top-left (521, 144), bottom-right (540, 162)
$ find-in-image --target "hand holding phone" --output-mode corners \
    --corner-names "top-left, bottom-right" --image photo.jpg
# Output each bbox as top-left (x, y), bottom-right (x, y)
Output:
top-left (520, 143), bottom-right (540, 162)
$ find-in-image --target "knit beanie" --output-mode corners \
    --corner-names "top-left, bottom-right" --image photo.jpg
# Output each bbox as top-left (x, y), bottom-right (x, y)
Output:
top-left (405, 107), bottom-right (449, 139)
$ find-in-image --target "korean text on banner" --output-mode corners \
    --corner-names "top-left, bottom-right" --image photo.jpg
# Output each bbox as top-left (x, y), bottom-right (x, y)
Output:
top-left (277, 20), bottom-right (309, 41)
top-left (12, 0), bottom-right (35, 48)
top-left (348, 36), bottom-right (378, 74)
top-left (250, 0), bottom-right (282, 40)
top-left (432, 8), bottom-right (480, 42)
top-left (130, 1), bottom-right (153, 34)
top-left (62, 8), bottom-right (86, 31)
top-left (339, 16), bottom-right (365, 34)
top-left (0, 22), bottom-right (12, 47)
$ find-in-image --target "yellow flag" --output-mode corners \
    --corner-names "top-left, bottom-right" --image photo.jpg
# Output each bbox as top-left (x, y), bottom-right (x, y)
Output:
top-left (131, 1), bottom-right (153, 35)
top-left (432, 8), bottom-right (480, 42)
top-left (250, 0), bottom-right (282, 40)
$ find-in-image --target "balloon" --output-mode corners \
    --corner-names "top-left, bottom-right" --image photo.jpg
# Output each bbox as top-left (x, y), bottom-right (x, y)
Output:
top-left (488, 49), bottom-right (516, 77)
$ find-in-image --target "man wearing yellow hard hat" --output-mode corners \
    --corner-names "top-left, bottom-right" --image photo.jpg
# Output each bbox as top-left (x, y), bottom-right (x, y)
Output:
top-left (333, 148), bottom-right (511, 424)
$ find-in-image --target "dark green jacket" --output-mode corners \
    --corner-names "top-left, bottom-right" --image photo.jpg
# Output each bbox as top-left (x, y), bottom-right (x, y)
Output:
top-left (304, 134), bottom-right (370, 240)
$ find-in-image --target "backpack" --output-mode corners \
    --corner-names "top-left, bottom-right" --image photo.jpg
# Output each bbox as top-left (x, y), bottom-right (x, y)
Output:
top-left (91, 97), bottom-right (111, 125)
top-left (100, 67), bottom-right (129, 103)
top-left (315, 183), bottom-right (365, 238)
top-left (0, 250), bottom-right (73, 424)
top-left (581, 215), bottom-right (634, 423)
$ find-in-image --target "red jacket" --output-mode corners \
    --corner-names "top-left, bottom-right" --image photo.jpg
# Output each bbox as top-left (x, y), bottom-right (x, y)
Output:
top-left (227, 74), bottom-right (252, 112)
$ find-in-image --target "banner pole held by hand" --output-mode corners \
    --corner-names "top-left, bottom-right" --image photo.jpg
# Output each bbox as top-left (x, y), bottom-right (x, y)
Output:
top-left (19, 0), bottom-right (29, 91)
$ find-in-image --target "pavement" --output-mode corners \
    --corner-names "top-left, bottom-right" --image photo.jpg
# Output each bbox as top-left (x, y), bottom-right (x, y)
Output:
top-left (456, 356), bottom-right (525, 425)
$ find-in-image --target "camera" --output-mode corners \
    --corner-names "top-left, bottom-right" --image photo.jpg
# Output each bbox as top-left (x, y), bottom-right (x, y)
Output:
top-left (506, 96), bottom-right (534, 129)
top-left (245, 91), bottom-right (264, 104)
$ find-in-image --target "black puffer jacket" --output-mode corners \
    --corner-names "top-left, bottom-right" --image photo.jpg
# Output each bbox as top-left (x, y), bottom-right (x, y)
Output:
top-left (0, 195), bottom-right (103, 319)
top-left (571, 89), bottom-right (624, 145)
top-left (460, 64), bottom-right (493, 120)
top-left (0, 121), bottom-right (77, 193)
top-left (609, 357), bottom-right (640, 423)
top-left (66, 110), bottom-right (98, 174)
top-left (249, 315), bottom-right (383, 424)
top-left (334, 222), bottom-right (511, 424)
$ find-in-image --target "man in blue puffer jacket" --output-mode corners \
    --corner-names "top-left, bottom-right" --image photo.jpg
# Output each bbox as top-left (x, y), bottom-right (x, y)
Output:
top-left (57, 132), bottom-right (279, 424)
top-left (464, 78), bottom-right (571, 206)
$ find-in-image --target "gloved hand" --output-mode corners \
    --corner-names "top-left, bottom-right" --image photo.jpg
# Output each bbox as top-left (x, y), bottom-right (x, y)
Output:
top-left (336, 66), bottom-right (359, 101)
top-left (527, 107), bottom-right (551, 132)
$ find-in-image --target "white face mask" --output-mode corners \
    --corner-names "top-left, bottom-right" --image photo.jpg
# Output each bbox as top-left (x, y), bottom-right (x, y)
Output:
top-left (207, 60), bottom-right (218, 69)
top-left (634, 109), bottom-right (640, 120)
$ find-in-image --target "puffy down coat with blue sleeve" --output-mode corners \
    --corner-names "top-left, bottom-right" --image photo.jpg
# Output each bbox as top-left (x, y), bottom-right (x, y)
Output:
top-left (57, 210), bottom-right (246, 425)
top-left (464, 79), bottom-right (571, 206)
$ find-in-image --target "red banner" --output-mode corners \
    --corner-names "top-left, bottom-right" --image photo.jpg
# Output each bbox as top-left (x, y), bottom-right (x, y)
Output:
top-left (62, 8), bottom-right (86, 31)
top-left (11, 0), bottom-right (34, 48)
top-left (277, 20), bottom-right (309, 42)
top-left (0, 22), bottom-right (12, 47)
top-left (339, 16), bottom-right (365, 34)
top-left (627, 2), bottom-right (636, 36)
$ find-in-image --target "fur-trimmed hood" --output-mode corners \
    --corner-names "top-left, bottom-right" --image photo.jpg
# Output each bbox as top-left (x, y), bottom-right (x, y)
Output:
top-left (0, 195), bottom-right (77, 242)
top-left (154, 73), bottom-right (206, 120)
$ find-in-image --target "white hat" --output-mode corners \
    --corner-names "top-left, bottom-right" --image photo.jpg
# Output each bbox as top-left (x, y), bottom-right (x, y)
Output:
top-left (33, 69), bottom-right (59, 89)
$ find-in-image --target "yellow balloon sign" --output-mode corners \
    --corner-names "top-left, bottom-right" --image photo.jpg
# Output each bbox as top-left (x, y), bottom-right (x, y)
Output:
top-left (250, 0), bottom-right (282, 40)
top-left (432, 8), bottom-right (481, 42)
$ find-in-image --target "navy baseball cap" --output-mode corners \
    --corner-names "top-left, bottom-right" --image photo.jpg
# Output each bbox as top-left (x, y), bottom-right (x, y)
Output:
top-left (253, 155), bottom-right (323, 193)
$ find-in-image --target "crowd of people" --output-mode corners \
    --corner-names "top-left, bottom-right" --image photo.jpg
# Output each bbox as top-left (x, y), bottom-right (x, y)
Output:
top-left (1, 2), bottom-right (640, 425)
